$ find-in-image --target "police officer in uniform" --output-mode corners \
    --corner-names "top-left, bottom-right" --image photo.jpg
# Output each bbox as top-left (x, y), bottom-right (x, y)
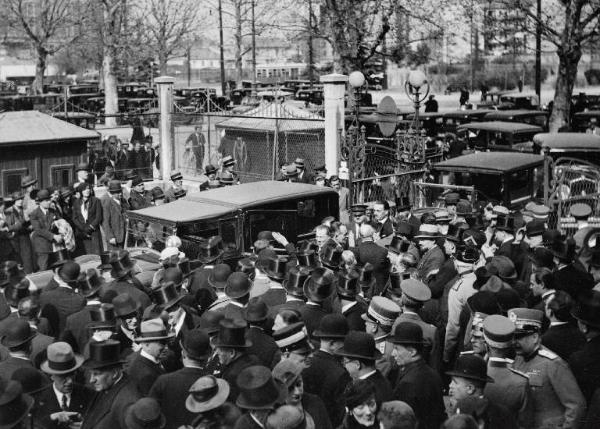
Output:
top-left (510, 308), bottom-right (586, 429)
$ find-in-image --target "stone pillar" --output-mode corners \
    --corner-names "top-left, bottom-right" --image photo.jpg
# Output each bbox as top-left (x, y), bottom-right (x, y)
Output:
top-left (155, 76), bottom-right (175, 181)
top-left (320, 73), bottom-right (348, 177)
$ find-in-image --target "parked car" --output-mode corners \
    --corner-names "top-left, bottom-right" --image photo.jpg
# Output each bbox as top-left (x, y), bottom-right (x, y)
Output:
top-left (456, 121), bottom-right (543, 152)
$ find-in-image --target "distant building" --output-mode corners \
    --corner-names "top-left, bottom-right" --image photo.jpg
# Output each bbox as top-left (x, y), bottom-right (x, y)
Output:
top-left (482, 0), bottom-right (529, 57)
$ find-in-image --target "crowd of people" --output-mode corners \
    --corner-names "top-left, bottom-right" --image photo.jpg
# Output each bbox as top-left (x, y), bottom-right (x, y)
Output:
top-left (1, 178), bottom-right (600, 429)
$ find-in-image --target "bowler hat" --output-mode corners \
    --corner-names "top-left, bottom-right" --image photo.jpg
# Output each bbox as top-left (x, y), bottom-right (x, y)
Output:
top-left (337, 270), bottom-right (360, 299)
top-left (542, 229), bottom-right (562, 247)
top-left (236, 365), bottom-right (285, 410)
top-left (1, 319), bottom-right (35, 348)
top-left (155, 282), bottom-right (184, 310)
top-left (446, 354), bottom-right (493, 383)
top-left (571, 290), bottom-right (600, 329)
top-left (205, 164), bottom-right (218, 176)
top-left (197, 311), bottom-right (225, 335)
top-left (41, 342), bottom-right (84, 375)
top-left (150, 187), bottom-right (165, 201)
top-left (387, 236), bottom-right (411, 254)
top-left (303, 267), bottom-right (335, 302)
top-left (242, 297), bottom-right (269, 323)
top-left (213, 318), bottom-right (252, 348)
top-left (283, 266), bottom-right (309, 297)
top-left (526, 219), bottom-right (546, 237)
top-left (4, 279), bottom-right (29, 308)
top-left (108, 180), bottom-right (122, 194)
top-left (455, 245), bottom-right (480, 264)
top-left (550, 237), bottom-right (577, 262)
top-left (131, 176), bottom-right (143, 187)
top-left (49, 249), bottom-right (71, 270)
top-left (225, 272), bottom-right (252, 299)
top-left (265, 256), bottom-right (288, 281)
top-left (170, 172), bottom-right (183, 181)
top-left (186, 376), bottom-right (230, 413)
top-left (198, 236), bottom-right (224, 264)
top-left (335, 330), bottom-right (381, 360)
top-left (361, 296), bottom-right (400, 327)
top-left (320, 244), bottom-right (342, 269)
top-left (178, 258), bottom-right (193, 278)
top-left (35, 189), bottom-right (51, 202)
top-left (20, 175), bottom-right (37, 188)
top-left (112, 293), bottom-right (138, 317)
top-left (182, 329), bottom-right (211, 361)
top-left (296, 249), bottom-right (320, 269)
top-left (97, 252), bottom-right (112, 270)
top-left (125, 398), bottom-right (166, 429)
top-left (273, 323), bottom-right (312, 355)
top-left (136, 318), bottom-right (174, 342)
top-left (0, 379), bottom-right (33, 429)
top-left (456, 200), bottom-right (475, 216)
top-left (389, 322), bottom-right (425, 346)
top-left (11, 367), bottom-right (51, 395)
top-left (208, 264), bottom-right (232, 290)
top-left (89, 303), bottom-right (116, 330)
top-left (77, 268), bottom-right (104, 297)
top-left (312, 313), bottom-right (349, 339)
top-left (82, 340), bottom-right (125, 369)
top-left (109, 250), bottom-right (135, 279)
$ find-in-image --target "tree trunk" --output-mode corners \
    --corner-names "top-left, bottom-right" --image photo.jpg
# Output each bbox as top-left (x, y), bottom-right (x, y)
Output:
top-left (159, 48), bottom-right (168, 75)
top-left (31, 47), bottom-right (47, 95)
top-left (103, 46), bottom-right (118, 127)
top-left (234, 1), bottom-right (243, 87)
top-left (549, 47), bottom-right (581, 132)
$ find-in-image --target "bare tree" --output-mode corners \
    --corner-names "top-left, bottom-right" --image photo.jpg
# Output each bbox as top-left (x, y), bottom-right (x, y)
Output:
top-left (2, 0), bottom-right (88, 93)
top-left (504, 0), bottom-right (600, 131)
top-left (142, 0), bottom-right (201, 75)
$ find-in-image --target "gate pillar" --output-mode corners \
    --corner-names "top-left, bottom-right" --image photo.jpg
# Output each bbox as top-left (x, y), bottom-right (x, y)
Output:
top-left (320, 73), bottom-right (348, 177)
top-left (155, 76), bottom-right (175, 180)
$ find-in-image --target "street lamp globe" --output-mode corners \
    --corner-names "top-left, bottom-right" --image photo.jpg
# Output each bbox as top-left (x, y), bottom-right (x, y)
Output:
top-left (349, 71), bottom-right (366, 88)
top-left (407, 70), bottom-right (427, 89)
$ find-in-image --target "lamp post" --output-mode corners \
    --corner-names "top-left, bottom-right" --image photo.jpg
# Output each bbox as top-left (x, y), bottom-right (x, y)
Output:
top-left (402, 70), bottom-right (430, 164)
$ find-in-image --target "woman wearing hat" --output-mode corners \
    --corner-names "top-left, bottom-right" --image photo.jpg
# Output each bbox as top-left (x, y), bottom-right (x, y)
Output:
top-left (339, 379), bottom-right (379, 429)
top-left (72, 183), bottom-right (103, 255)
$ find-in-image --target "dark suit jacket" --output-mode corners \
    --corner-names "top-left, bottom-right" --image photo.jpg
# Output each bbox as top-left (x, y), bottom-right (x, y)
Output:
top-left (302, 350), bottom-right (350, 427)
top-left (128, 190), bottom-right (151, 210)
top-left (246, 326), bottom-right (280, 369)
top-left (221, 352), bottom-right (261, 402)
top-left (417, 245), bottom-right (446, 284)
top-left (126, 352), bottom-right (164, 396)
top-left (353, 240), bottom-right (389, 295)
top-left (101, 196), bottom-right (128, 245)
top-left (30, 207), bottom-right (61, 254)
top-left (0, 356), bottom-right (35, 379)
top-left (149, 366), bottom-right (208, 429)
top-left (376, 218), bottom-right (394, 239)
top-left (553, 264), bottom-right (594, 299)
top-left (341, 300), bottom-right (367, 332)
top-left (542, 322), bottom-right (586, 362)
top-left (35, 383), bottom-right (92, 429)
top-left (393, 359), bottom-right (446, 429)
top-left (101, 280), bottom-right (151, 310)
top-left (81, 375), bottom-right (141, 429)
top-left (298, 303), bottom-right (329, 340)
top-left (61, 305), bottom-right (97, 353)
top-left (496, 239), bottom-right (530, 280)
top-left (39, 287), bottom-right (86, 334)
top-left (260, 286), bottom-right (287, 308)
top-left (365, 369), bottom-right (393, 405)
top-left (303, 393), bottom-right (332, 429)
top-left (570, 335), bottom-right (600, 404)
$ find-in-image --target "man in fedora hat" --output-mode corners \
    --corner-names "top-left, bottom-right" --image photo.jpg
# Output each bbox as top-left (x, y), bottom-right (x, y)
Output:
top-left (510, 308), bottom-right (586, 429)
top-left (128, 176), bottom-right (151, 210)
top-left (280, 164), bottom-right (301, 183)
top-left (164, 172), bottom-right (184, 203)
top-left (335, 330), bottom-right (393, 406)
top-left (234, 365), bottom-right (286, 428)
top-left (447, 354), bottom-right (517, 429)
top-left (414, 223), bottom-right (445, 285)
top-left (149, 329), bottom-right (213, 429)
top-left (4, 192), bottom-right (34, 273)
top-left (0, 318), bottom-right (40, 379)
top-left (0, 378), bottom-right (34, 429)
top-left (298, 267), bottom-right (335, 338)
top-left (126, 318), bottom-right (173, 395)
top-left (570, 290), bottom-right (600, 404)
top-left (389, 322), bottom-right (445, 429)
top-left (213, 318), bottom-right (260, 402)
top-left (102, 250), bottom-right (151, 310)
top-left (294, 158), bottom-right (313, 184)
top-left (353, 223), bottom-right (390, 296)
top-left (30, 188), bottom-right (63, 270)
top-left (481, 315), bottom-right (534, 429)
top-left (243, 297), bottom-right (280, 368)
top-left (101, 180), bottom-right (129, 250)
top-left (81, 340), bottom-right (141, 429)
top-left (302, 313), bottom-right (351, 427)
top-left (39, 260), bottom-right (85, 334)
top-left (37, 342), bottom-right (92, 429)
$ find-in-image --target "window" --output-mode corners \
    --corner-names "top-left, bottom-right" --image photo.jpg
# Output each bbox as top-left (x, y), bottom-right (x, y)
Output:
top-left (3, 169), bottom-right (28, 196)
top-left (50, 164), bottom-right (74, 189)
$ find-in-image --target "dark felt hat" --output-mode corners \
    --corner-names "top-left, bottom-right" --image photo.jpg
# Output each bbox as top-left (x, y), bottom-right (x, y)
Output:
top-left (571, 290), bottom-right (600, 329)
top-left (11, 367), bottom-right (51, 395)
top-left (97, 252), bottom-right (112, 270)
top-left (205, 164), bottom-right (218, 176)
top-left (236, 365), bottom-right (286, 410)
top-left (4, 279), bottom-right (30, 308)
top-left (182, 329), bottom-right (211, 361)
top-left (525, 219), bottom-right (546, 237)
top-left (198, 236), bottom-right (224, 264)
top-left (237, 258), bottom-right (255, 276)
top-left (265, 256), bottom-right (289, 281)
top-left (222, 156), bottom-right (236, 167)
top-left (242, 297), bottom-right (269, 323)
top-left (60, 186), bottom-right (74, 199)
top-left (155, 282), bottom-right (184, 310)
top-left (208, 264), bottom-right (232, 290)
top-left (389, 321), bottom-right (425, 346)
top-left (170, 172), bottom-right (183, 181)
top-left (213, 318), bottom-right (252, 348)
top-left (131, 176), bottom-right (143, 187)
top-left (495, 214), bottom-right (517, 233)
top-left (303, 267), bottom-right (335, 302)
top-left (446, 222), bottom-right (469, 243)
top-left (108, 180), bottom-right (122, 194)
top-left (549, 237), bottom-right (577, 262)
top-left (462, 229), bottom-right (487, 249)
top-left (446, 354), bottom-right (493, 383)
top-left (125, 398), bottom-right (166, 429)
top-left (0, 379), bottom-right (33, 429)
top-left (335, 330), bottom-right (381, 360)
top-left (109, 251), bottom-right (135, 279)
top-left (1, 261), bottom-right (25, 287)
top-left (455, 245), bottom-right (480, 264)
top-left (150, 187), bottom-right (165, 201)
top-left (225, 272), bottom-right (252, 299)
top-left (394, 221), bottom-right (415, 239)
top-left (173, 188), bottom-right (187, 199)
top-left (319, 244), bottom-right (342, 269)
top-left (20, 175), bottom-right (37, 188)
top-left (177, 258), bottom-right (193, 278)
top-left (77, 268), bottom-right (104, 298)
top-left (312, 313), bottom-right (349, 339)
top-left (82, 340), bottom-right (125, 369)
top-left (486, 255), bottom-right (517, 280)
top-left (387, 235), bottom-right (411, 254)
top-left (197, 311), bottom-right (225, 335)
top-left (283, 265), bottom-right (310, 297)
top-left (337, 269), bottom-right (360, 299)
top-left (1, 319), bottom-right (35, 348)
top-left (49, 249), bottom-right (71, 270)
top-left (57, 261), bottom-right (80, 284)
top-left (112, 293), bottom-right (138, 317)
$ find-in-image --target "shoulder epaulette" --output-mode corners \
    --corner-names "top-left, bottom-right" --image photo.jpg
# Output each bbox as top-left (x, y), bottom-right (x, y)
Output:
top-left (538, 348), bottom-right (557, 360)
top-left (508, 367), bottom-right (530, 379)
top-left (460, 351), bottom-right (475, 356)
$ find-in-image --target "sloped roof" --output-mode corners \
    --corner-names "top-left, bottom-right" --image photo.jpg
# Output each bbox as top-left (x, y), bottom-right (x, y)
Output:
top-left (215, 102), bottom-right (324, 132)
top-left (0, 110), bottom-right (100, 146)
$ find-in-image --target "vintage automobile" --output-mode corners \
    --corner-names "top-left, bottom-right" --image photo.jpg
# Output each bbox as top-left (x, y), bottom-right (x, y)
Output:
top-left (533, 133), bottom-right (600, 166)
top-left (417, 152), bottom-right (546, 209)
top-left (126, 181), bottom-right (339, 256)
top-left (572, 110), bottom-right (600, 132)
top-left (484, 109), bottom-right (549, 131)
top-left (456, 121), bottom-right (543, 152)
top-left (498, 93), bottom-right (540, 110)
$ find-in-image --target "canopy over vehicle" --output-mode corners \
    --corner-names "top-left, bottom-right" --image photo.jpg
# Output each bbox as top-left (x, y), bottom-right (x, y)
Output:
top-left (533, 133), bottom-right (600, 166)
top-left (484, 110), bottom-right (549, 130)
top-left (456, 121), bottom-right (543, 152)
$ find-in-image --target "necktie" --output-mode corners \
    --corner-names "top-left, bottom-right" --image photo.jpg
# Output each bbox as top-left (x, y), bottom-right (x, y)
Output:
top-left (61, 394), bottom-right (68, 411)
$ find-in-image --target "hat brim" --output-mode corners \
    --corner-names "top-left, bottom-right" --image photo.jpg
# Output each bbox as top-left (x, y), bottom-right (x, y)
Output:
top-left (136, 332), bottom-right (175, 342)
top-left (312, 330), bottom-right (346, 339)
top-left (265, 270), bottom-right (286, 281)
top-left (224, 285), bottom-right (251, 300)
top-left (207, 275), bottom-right (228, 290)
top-left (235, 380), bottom-right (287, 410)
top-left (212, 338), bottom-right (252, 348)
top-left (335, 347), bottom-right (382, 361)
top-left (164, 294), bottom-right (185, 310)
top-left (82, 358), bottom-right (126, 370)
top-left (198, 251), bottom-right (224, 265)
top-left (125, 407), bottom-right (166, 429)
top-left (445, 370), bottom-right (494, 384)
top-left (185, 379), bottom-right (230, 413)
top-left (41, 354), bottom-right (85, 375)
top-left (21, 180), bottom-right (37, 188)
top-left (414, 234), bottom-right (441, 240)
top-left (2, 331), bottom-right (36, 349)
top-left (570, 309), bottom-right (600, 330)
